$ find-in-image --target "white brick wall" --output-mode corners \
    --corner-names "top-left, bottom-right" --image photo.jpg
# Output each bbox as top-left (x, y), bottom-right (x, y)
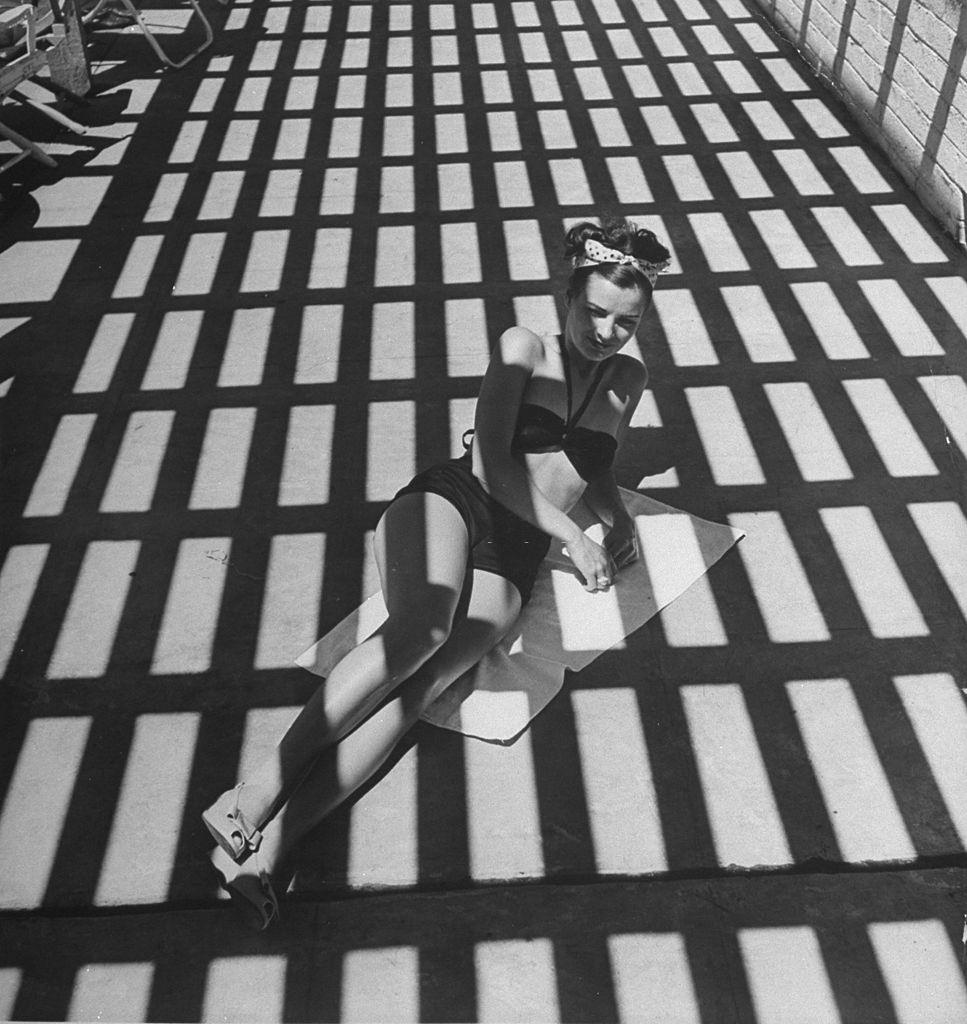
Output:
top-left (754, 0), bottom-right (967, 247)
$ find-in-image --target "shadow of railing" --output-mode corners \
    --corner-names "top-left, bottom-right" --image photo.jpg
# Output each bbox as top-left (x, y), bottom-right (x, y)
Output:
top-left (2, 0), bottom-right (967, 1019)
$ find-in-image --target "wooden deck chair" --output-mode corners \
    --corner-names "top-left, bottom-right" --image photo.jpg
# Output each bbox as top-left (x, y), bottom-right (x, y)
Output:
top-left (82, 0), bottom-right (213, 69)
top-left (0, 3), bottom-right (87, 171)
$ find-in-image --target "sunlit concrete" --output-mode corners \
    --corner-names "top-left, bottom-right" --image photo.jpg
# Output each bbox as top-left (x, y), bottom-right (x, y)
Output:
top-left (2, 0), bottom-right (966, 1017)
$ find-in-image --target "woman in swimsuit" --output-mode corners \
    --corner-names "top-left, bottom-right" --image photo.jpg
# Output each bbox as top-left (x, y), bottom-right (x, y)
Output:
top-left (203, 216), bottom-right (671, 928)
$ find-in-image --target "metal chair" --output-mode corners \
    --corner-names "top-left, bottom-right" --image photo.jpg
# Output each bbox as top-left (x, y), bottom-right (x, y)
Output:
top-left (82, 0), bottom-right (213, 69)
top-left (0, 3), bottom-right (87, 171)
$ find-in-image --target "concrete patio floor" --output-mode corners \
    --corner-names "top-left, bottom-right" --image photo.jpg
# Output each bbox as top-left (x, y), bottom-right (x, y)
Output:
top-left (1, 0), bottom-right (967, 1020)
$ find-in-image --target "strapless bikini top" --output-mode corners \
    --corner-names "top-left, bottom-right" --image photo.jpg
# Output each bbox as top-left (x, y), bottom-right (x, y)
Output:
top-left (512, 402), bottom-right (616, 481)
top-left (465, 337), bottom-right (617, 482)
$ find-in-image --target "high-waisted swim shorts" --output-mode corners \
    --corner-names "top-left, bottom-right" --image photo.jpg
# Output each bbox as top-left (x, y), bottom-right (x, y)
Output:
top-left (392, 455), bottom-right (551, 604)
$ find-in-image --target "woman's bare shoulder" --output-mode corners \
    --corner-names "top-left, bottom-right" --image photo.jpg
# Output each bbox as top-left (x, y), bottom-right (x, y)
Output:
top-left (496, 326), bottom-right (548, 367)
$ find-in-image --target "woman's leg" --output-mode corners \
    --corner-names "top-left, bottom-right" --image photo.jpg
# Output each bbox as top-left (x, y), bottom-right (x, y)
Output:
top-left (240, 570), bottom-right (521, 877)
top-left (233, 492), bottom-right (472, 830)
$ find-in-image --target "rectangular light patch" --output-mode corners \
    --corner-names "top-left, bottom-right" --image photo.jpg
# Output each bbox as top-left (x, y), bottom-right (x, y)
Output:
top-left (255, 534), bottom-right (325, 669)
top-left (487, 111), bottom-right (522, 151)
top-left (692, 102), bottom-right (738, 143)
top-left (69, 963), bottom-right (154, 1024)
top-left (100, 410), bottom-right (174, 512)
top-left (607, 156), bottom-right (653, 204)
top-left (320, 167), bottom-right (358, 216)
top-left (341, 948), bottom-right (419, 1022)
top-left (435, 112), bottom-right (468, 153)
top-left (446, 297), bottom-right (490, 377)
top-left (642, 105), bottom-right (684, 145)
top-left (894, 673), bottom-right (967, 847)
top-left (0, 716), bottom-right (90, 908)
top-left (375, 225), bottom-right (415, 287)
top-left (310, 228), bottom-right (352, 288)
top-left (740, 100), bottom-right (793, 140)
top-left (721, 285), bottom-right (795, 362)
top-left (24, 414), bottom-right (96, 517)
top-left (812, 207), bottom-right (882, 266)
top-left (347, 745), bottom-right (418, 888)
top-left (664, 154), bottom-right (712, 201)
top-left (145, 172), bottom-right (187, 223)
top-left (749, 209), bottom-right (816, 268)
top-left (260, 168), bottom-right (300, 218)
top-left (495, 161), bottom-right (533, 208)
top-left (873, 205), bottom-right (947, 263)
top-left (738, 927), bottom-right (839, 1024)
top-left (868, 921), bottom-right (967, 1024)
top-left (820, 506), bottom-right (928, 638)
top-left (204, 957), bottom-right (287, 1023)
top-left (188, 407), bottom-right (256, 509)
top-left (218, 307), bottom-right (272, 388)
top-left (572, 688), bottom-right (666, 873)
top-left (588, 108), bottom-right (629, 146)
top-left (366, 401), bottom-right (415, 501)
top-left (686, 386), bottom-right (765, 485)
top-left (198, 170), bottom-right (243, 221)
top-left (504, 220), bottom-right (549, 280)
top-left (682, 684), bottom-right (792, 866)
top-left (789, 282), bottom-right (869, 359)
top-left (112, 235), bottom-right (162, 299)
top-left (908, 502), bottom-right (967, 621)
top-left (296, 306), bottom-right (342, 384)
top-left (609, 934), bottom-right (701, 1024)
top-left (172, 232), bottom-right (225, 296)
top-left (465, 725), bottom-right (544, 880)
top-left (842, 380), bottom-right (937, 477)
top-left (653, 289), bottom-right (718, 365)
top-left (150, 538), bottom-right (230, 674)
top-left (926, 276), bottom-right (967, 338)
top-left (74, 313), bottom-right (134, 393)
top-left (729, 511), bottom-right (829, 642)
top-left (475, 940), bottom-right (559, 1022)
top-left (787, 678), bottom-right (917, 861)
top-left (278, 405), bottom-right (335, 506)
top-left (381, 165), bottom-right (414, 213)
top-left (441, 222), bottom-right (482, 283)
top-left (549, 158), bottom-right (593, 206)
top-left (688, 213), bottom-right (749, 271)
top-left (371, 302), bottom-right (415, 380)
top-left (773, 148), bottom-right (832, 195)
top-left (47, 542), bottom-right (139, 678)
top-left (764, 382), bottom-right (851, 480)
top-left (141, 310), bottom-right (203, 390)
top-left (0, 545), bottom-right (48, 676)
top-left (241, 229), bottom-right (289, 293)
top-left (438, 163), bottom-right (474, 211)
top-left (658, 573), bottom-right (727, 646)
top-left (859, 279), bottom-right (944, 356)
top-left (717, 151), bottom-right (772, 198)
top-left (96, 713), bottom-right (199, 904)
top-left (538, 109), bottom-right (577, 150)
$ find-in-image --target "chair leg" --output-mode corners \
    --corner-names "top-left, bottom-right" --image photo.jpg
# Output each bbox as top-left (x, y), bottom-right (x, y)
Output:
top-left (12, 88), bottom-right (88, 134)
top-left (117, 0), bottom-right (213, 69)
top-left (0, 118), bottom-right (57, 170)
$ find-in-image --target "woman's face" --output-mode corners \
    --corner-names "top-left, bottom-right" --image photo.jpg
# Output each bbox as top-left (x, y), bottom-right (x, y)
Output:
top-left (565, 273), bottom-right (651, 363)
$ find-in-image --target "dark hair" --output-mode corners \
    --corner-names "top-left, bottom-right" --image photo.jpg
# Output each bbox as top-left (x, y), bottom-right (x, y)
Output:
top-left (563, 216), bottom-right (671, 300)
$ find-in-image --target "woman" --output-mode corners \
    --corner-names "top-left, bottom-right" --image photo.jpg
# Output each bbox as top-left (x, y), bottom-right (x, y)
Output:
top-left (203, 216), bottom-right (671, 928)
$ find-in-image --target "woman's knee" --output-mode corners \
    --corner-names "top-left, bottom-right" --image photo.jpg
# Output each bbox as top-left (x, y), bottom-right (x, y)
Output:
top-left (378, 609), bottom-right (455, 670)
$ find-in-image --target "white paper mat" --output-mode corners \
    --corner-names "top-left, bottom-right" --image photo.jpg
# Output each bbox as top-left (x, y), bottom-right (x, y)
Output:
top-left (297, 489), bottom-right (744, 743)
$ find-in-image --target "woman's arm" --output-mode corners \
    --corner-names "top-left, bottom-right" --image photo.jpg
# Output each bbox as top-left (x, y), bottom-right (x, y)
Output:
top-left (583, 356), bottom-right (648, 567)
top-left (471, 327), bottom-right (585, 548)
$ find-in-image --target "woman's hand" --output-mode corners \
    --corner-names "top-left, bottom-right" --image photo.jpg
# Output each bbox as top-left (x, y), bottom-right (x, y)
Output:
top-left (564, 532), bottom-right (617, 593)
top-left (604, 512), bottom-right (639, 571)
